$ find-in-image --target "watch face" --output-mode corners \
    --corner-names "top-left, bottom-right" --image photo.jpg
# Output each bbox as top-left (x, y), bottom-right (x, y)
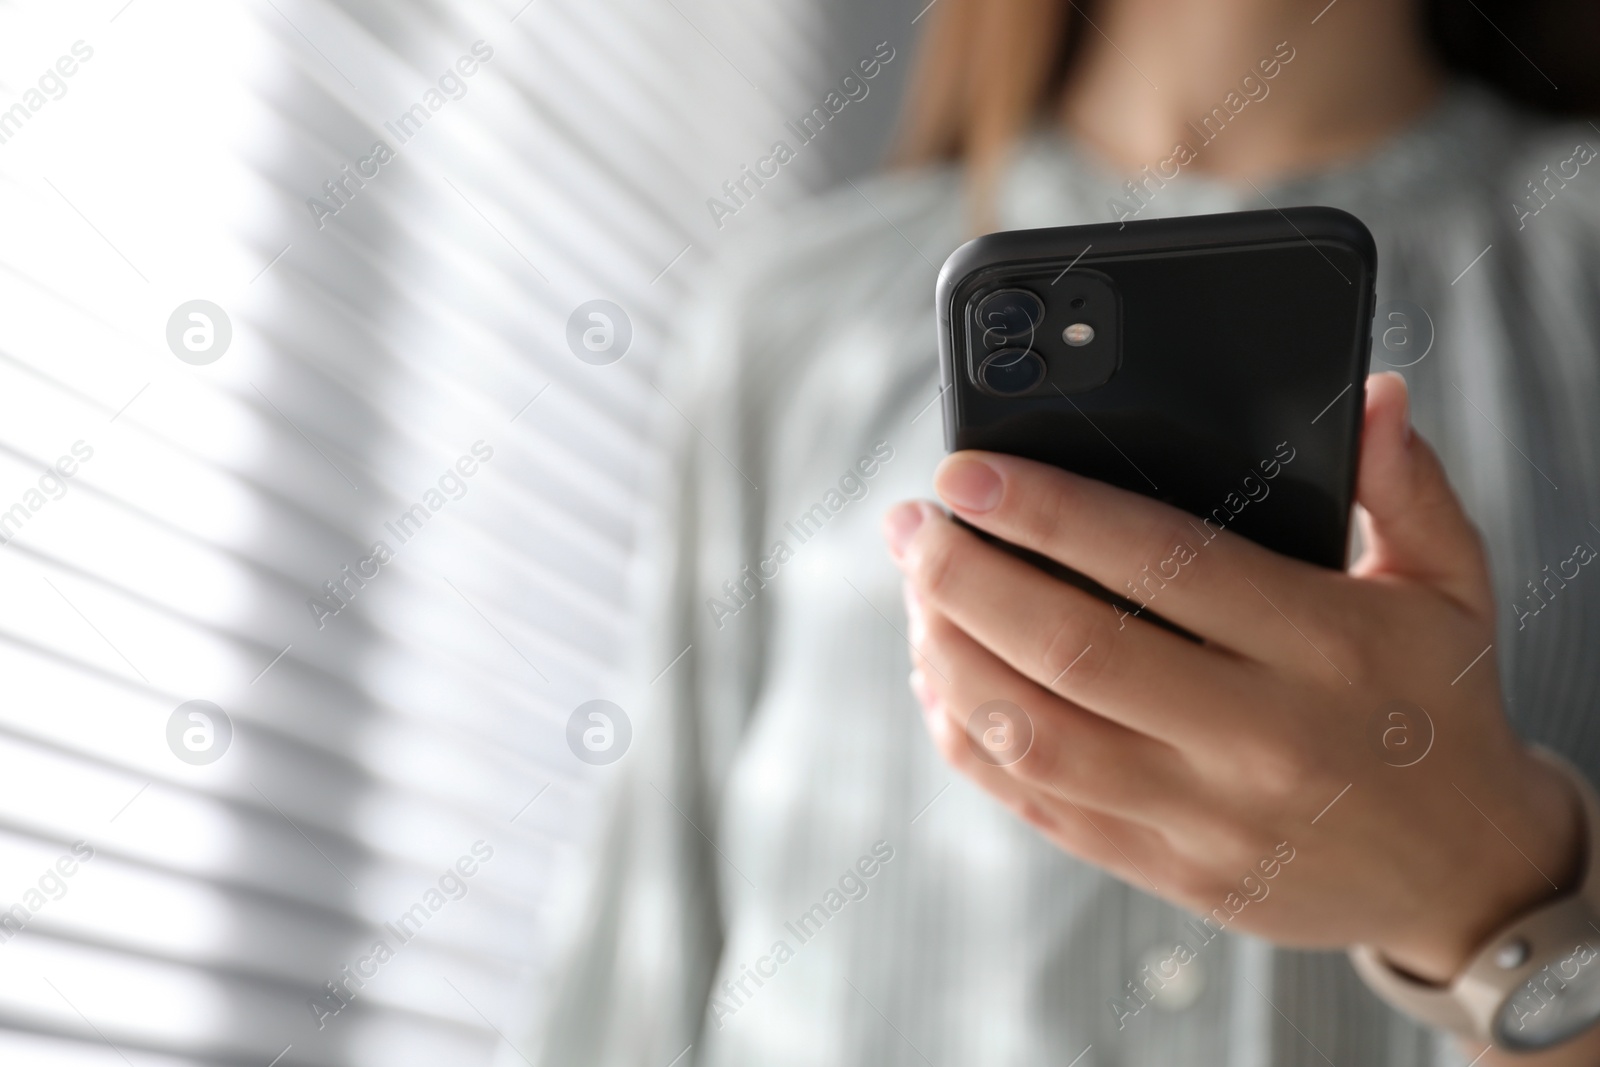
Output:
top-left (1497, 942), bottom-right (1600, 1050)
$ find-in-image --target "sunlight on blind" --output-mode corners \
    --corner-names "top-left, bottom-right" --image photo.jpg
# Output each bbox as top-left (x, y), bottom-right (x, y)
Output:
top-left (0, 0), bottom-right (835, 1062)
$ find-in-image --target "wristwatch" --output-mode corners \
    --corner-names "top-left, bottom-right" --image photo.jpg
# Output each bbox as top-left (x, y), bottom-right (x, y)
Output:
top-left (1350, 748), bottom-right (1600, 1051)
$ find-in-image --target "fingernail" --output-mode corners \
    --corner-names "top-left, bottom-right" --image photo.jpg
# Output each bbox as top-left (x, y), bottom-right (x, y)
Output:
top-left (1388, 371), bottom-right (1414, 447)
top-left (883, 501), bottom-right (927, 559)
top-left (936, 456), bottom-right (1003, 512)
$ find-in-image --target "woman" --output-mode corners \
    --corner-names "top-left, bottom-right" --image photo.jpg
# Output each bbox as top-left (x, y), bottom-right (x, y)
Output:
top-left (538, 0), bottom-right (1600, 1064)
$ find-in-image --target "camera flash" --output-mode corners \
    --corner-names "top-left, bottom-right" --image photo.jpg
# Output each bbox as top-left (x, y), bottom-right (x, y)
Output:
top-left (1063, 322), bottom-right (1095, 347)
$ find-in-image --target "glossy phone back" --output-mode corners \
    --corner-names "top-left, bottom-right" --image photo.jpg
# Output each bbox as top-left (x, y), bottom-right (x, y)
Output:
top-left (937, 207), bottom-right (1377, 574)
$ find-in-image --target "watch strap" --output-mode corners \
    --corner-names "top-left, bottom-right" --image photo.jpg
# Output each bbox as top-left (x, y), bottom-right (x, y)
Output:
top-left (1349, 746), bottom-right (1600, 1046)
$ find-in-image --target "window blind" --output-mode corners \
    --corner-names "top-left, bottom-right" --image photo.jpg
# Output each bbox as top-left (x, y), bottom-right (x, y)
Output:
top-left (0, 0), bottom-right (858, 1062)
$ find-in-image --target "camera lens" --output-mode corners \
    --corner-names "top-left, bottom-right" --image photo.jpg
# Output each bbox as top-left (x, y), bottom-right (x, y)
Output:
top-left (975, 288), bottom-right (1044, 344)
top-left (977, 348), bottom-right (1045, 395)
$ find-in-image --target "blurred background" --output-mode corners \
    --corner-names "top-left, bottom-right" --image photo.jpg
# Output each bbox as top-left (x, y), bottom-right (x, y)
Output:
top-left (0, 0), bottom-right (918, 1063)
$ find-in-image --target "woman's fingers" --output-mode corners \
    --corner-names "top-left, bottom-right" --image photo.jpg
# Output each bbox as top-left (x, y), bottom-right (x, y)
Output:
top-left (911, 662), bottom-right (1174, 897)
top-left (891, 504), bottom-right (1275, 744)
top-left (911, 596), bottom-right (1196, 830)
top-left (929, 447), bottom-right (1331, 664)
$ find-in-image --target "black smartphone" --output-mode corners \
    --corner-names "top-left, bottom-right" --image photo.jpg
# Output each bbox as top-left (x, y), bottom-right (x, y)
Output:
top-left (936, 206), bottom-right (1377, 632)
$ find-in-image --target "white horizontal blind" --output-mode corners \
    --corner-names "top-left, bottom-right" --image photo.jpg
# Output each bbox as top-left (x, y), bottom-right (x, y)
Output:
top-left (0, 0), bottom-right (837, 1063)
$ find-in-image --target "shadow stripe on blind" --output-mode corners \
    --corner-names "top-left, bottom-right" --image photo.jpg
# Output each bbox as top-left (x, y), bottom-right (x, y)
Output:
top-left (0, 0), bottom-right (835, 1062)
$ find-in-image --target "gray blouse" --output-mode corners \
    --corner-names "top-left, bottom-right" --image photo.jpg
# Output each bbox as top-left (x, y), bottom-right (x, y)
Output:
top-left (535, 84), bottom-right (1600, 1067)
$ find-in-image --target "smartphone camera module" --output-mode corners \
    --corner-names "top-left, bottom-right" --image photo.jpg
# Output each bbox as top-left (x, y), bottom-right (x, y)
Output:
top-left (977, 347), bottom-right (1046, 395)
top-left (975, 288), bottom-right (1044, 345)
top-left (963, 265), bottom-right (1119, 397)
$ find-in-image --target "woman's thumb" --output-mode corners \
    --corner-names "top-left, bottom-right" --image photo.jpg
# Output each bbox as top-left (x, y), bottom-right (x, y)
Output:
top-left (1351, 373), bottom-right (1491, 611)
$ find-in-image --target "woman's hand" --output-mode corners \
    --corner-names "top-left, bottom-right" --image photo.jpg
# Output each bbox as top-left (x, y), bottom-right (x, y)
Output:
top-left (882, 373), bottom-right (1581, 985)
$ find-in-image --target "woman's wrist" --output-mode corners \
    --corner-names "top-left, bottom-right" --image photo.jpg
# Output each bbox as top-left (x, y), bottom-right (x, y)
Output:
top-left (1374, 748), bottom-right (1586, 985)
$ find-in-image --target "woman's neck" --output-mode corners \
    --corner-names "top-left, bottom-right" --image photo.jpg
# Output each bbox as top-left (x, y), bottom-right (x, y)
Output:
top-left (1058, 0), bottom-right (1446, 180)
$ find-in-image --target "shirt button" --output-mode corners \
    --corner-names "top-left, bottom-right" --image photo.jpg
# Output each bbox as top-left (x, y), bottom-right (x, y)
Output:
top-left (1138, 943), bottom-right (1205, 1011)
